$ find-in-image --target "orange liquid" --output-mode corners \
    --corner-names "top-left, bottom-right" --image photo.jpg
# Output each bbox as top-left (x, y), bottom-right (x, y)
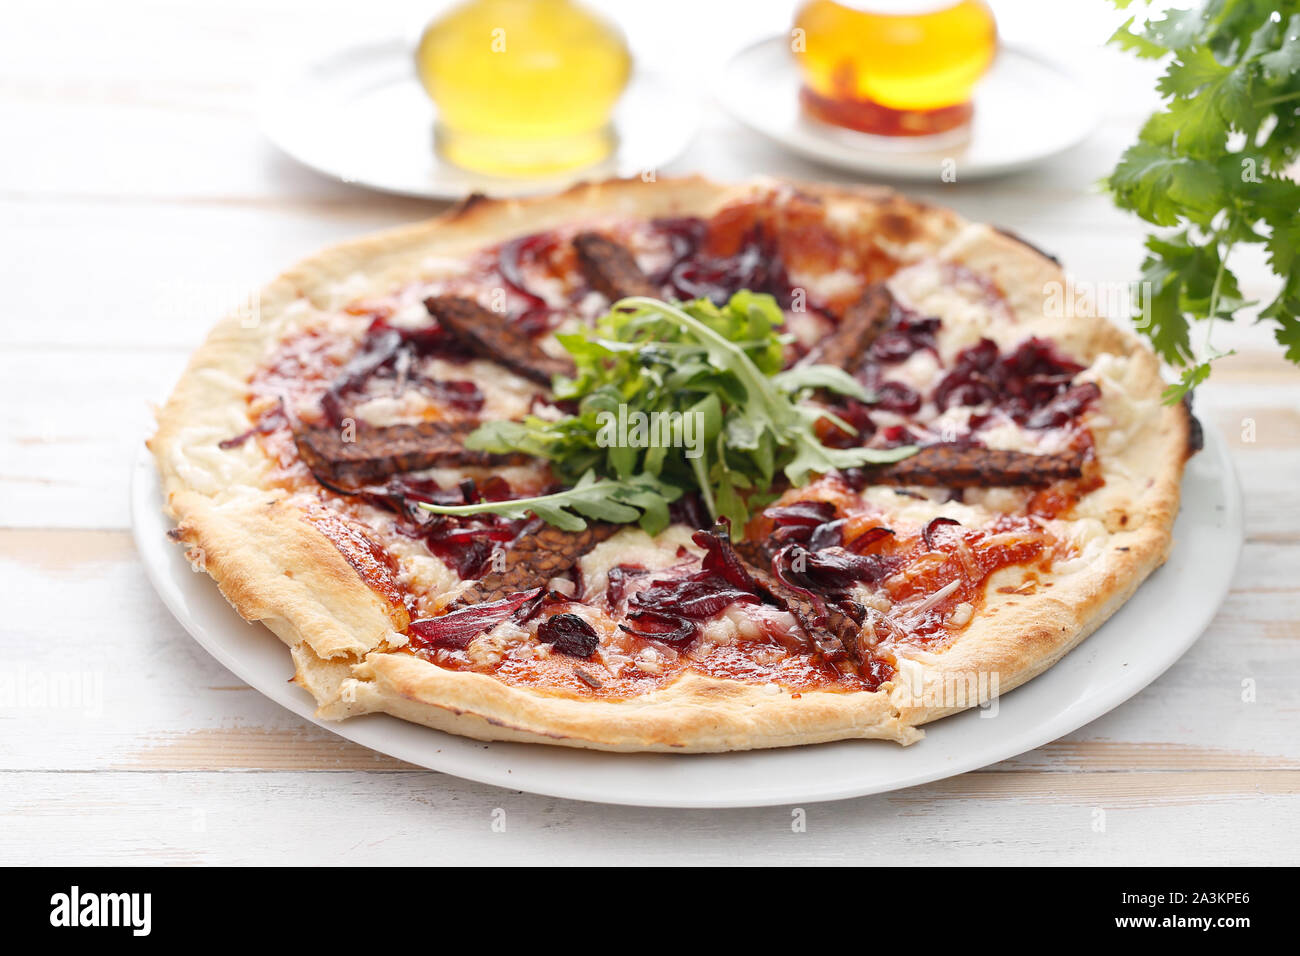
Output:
top-left (794, 0), bottom-right (997, 136)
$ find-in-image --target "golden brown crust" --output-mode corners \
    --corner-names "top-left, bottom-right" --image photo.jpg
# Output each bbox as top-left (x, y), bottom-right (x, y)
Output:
top-left (150, 176), bottom-right (1189, 751)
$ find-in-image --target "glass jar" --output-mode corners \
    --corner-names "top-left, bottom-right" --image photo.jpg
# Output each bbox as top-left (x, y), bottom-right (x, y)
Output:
top-left (416, 0), bottom-right (632, 176)
top-left (793, 0), bottom-right (997, 136)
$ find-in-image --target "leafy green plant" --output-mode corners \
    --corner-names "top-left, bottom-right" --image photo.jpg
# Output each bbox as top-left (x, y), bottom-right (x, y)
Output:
top-left (1105, 0), bottom-right (1300, 401)
top-left (418, 292), bottom-right (914, 532)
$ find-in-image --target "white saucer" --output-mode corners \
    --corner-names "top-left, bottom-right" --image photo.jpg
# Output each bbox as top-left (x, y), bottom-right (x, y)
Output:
top-left (716, 37), bottom-right (1099, 181)
top-left (259, 38), bottom-right (700, 200)
top-left (133, 427), bottom-right (1240, 808)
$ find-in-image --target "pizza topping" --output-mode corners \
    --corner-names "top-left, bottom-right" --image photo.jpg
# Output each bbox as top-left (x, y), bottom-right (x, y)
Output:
top-left (933, 336), bottom-right (1085, 418)
top-left (536, 612), bottom-right (600, 658)
top-left (921, 516), bottom-right (961, 550)
top-left (868, 311), bottom-right (941, 364)
top-left (662, 222), bottom-right (796, 308)
top-left (496, 232), bottom-right (564, 335)
top-left (645, 216), bottom-right (708, 286)
top-left (426, 292), bottom-right (914, 531)
top-left (800, 284), bottom-right (895, 371)
top-left (319, 474), bottom-right (531, 580)
top-left (293, 421), bottom-right (516, 487)
top-left (451, 519), bottom-right (619, 607)
top-left (316, 316), bottom-right (478, 425)
top-left (630, 576), bottom-right (762, 622)
top-left (573, 231), bottom-right (661, 300)
top-left (618, 609), bottom-right (698, 647)
top-left (1024, 382), bottom-right (1103, 430)
top-left (863, 443), bottom-right (1086, 487)
top-left (615, 522), bottom-right (764, 648)
top-left (408, 588), bottom-right (543, 651)
top-left (425, 295), bottom-right (575, 386)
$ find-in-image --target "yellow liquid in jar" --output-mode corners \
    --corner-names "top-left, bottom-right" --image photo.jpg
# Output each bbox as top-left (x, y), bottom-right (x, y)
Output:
top-left (417, 0), bottom-right (631, 176)
top-left (795, 0), bottom-right (996, 135)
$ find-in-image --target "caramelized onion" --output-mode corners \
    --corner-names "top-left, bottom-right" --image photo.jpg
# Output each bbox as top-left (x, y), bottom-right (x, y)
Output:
top-left (407, 588), bottom-right (542, 651)
top-left (922, 516), bottom-right (962, 550)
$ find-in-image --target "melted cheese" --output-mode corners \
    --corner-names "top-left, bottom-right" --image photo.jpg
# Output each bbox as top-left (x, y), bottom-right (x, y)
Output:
top-left (421, 357), bottom-right (542, 420)
top-left (578, 525), bottom-right (701, 601)
top-left (381, 533), bottom-right (465, 616)
top-left (859, 488), bottom-right (992, 527)
top-left (883, 349), bottom-right (943, 393)
top-left (793, 267), bottom-right (860, 302)
top-left (785, 308), bottom-right (833, 348)
top-left (352, 391), bottom-right (438, 427)
top-left (1078, 352), bottom-right (1154, 461)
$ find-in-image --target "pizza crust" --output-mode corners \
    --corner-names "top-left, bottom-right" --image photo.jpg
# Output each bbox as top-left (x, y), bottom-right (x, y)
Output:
top-left (150, 175), bottom-right (1190, 751)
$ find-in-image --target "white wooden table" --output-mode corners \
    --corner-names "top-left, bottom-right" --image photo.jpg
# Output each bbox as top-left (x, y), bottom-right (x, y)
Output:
top-left (2, 0), bottom-right (1296, 865)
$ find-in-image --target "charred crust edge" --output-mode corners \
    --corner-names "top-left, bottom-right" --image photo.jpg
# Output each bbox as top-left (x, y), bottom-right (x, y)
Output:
top-left (993, 226), bottom-right (1060, 266)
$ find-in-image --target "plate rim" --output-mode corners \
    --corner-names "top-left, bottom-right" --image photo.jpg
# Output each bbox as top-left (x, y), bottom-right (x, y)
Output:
top-left (132, 426), bottom-right (1241, 808)
top-left (714, 35), bottom-right (1100, 181)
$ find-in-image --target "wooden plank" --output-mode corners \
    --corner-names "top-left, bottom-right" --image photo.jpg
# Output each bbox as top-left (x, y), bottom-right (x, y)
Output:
top-left (0, 199), bottom-right (433, 353)
top-left (0, 770), bottom-right (1295, 865)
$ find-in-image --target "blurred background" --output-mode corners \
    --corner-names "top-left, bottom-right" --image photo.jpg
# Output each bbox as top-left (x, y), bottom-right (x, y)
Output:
top-left (1, 1), bottom-right (1166, 294)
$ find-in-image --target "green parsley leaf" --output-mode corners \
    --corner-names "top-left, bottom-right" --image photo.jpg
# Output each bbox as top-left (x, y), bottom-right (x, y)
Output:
top-left (1105, 0), bottom-right (1300, 395)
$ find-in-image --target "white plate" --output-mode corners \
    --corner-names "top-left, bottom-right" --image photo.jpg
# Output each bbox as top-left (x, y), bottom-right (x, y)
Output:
top-left (259, 38), bottom-right (699, 199)
top-left (133, 427), bottom-right (1240, 808)
top-left (716, 37), bottom-right (1098, 181)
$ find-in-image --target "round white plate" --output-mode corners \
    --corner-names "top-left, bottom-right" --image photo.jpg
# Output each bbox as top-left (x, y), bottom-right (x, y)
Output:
top-left (133, 426), bottom-right (1240, 808)
top-left (259, 38), bottom-right (699, 200)
top-left (716, 37), bottom-right (1098, 181)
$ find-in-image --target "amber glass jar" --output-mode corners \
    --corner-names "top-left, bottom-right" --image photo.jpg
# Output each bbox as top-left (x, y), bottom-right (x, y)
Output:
top-left (793, 0), bottom-right (997, 136)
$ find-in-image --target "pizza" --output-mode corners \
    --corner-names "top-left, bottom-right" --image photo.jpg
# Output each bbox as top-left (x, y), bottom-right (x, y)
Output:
top-left (149, 176), bottom-right (1198, 751)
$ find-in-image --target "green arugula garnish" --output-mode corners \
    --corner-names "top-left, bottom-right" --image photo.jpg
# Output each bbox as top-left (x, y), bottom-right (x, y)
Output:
top-left (418, 292), bottom-right (914, 532)
top-left (413, 470), bottom-right (681, 534)
top-left (1105, 0), bottom-right (1300, 402)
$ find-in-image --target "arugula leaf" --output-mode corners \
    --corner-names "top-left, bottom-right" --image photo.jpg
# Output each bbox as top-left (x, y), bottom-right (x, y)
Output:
top-left (427, 291), bottom-right (915, 531)
top-left (1105, 0), bottom-right (1300, 402)
top-left (417, 471), bottom-right (682, 534)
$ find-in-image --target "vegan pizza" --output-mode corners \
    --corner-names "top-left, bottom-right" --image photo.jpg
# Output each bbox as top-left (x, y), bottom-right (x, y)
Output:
top-left (150, 176), bottom-right (1197, 751)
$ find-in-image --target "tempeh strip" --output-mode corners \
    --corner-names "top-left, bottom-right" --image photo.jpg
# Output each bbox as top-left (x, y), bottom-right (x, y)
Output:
top-left (799, 284), bottom-right (894, 371)
top-left (452, 519), bottom-right (620, 607)
top-left (294, 421), bottom-right (517, 486)
top-left (424, 295), bottom-right (574, 386)
top-left (868, 443), bottom-right (1085, 487)
top-left (573, 232), bottom-right (661, 300)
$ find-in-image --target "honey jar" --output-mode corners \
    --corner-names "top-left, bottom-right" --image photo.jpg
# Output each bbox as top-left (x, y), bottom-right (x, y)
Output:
top-left (793, 0), bottom-right (997, 136)
top-left (417, 0), bottom-right (632, 176)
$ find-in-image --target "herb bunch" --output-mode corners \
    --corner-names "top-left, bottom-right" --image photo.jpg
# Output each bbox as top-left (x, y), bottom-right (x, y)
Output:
top-left (1105, 0), bottom-right (1300, 401)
